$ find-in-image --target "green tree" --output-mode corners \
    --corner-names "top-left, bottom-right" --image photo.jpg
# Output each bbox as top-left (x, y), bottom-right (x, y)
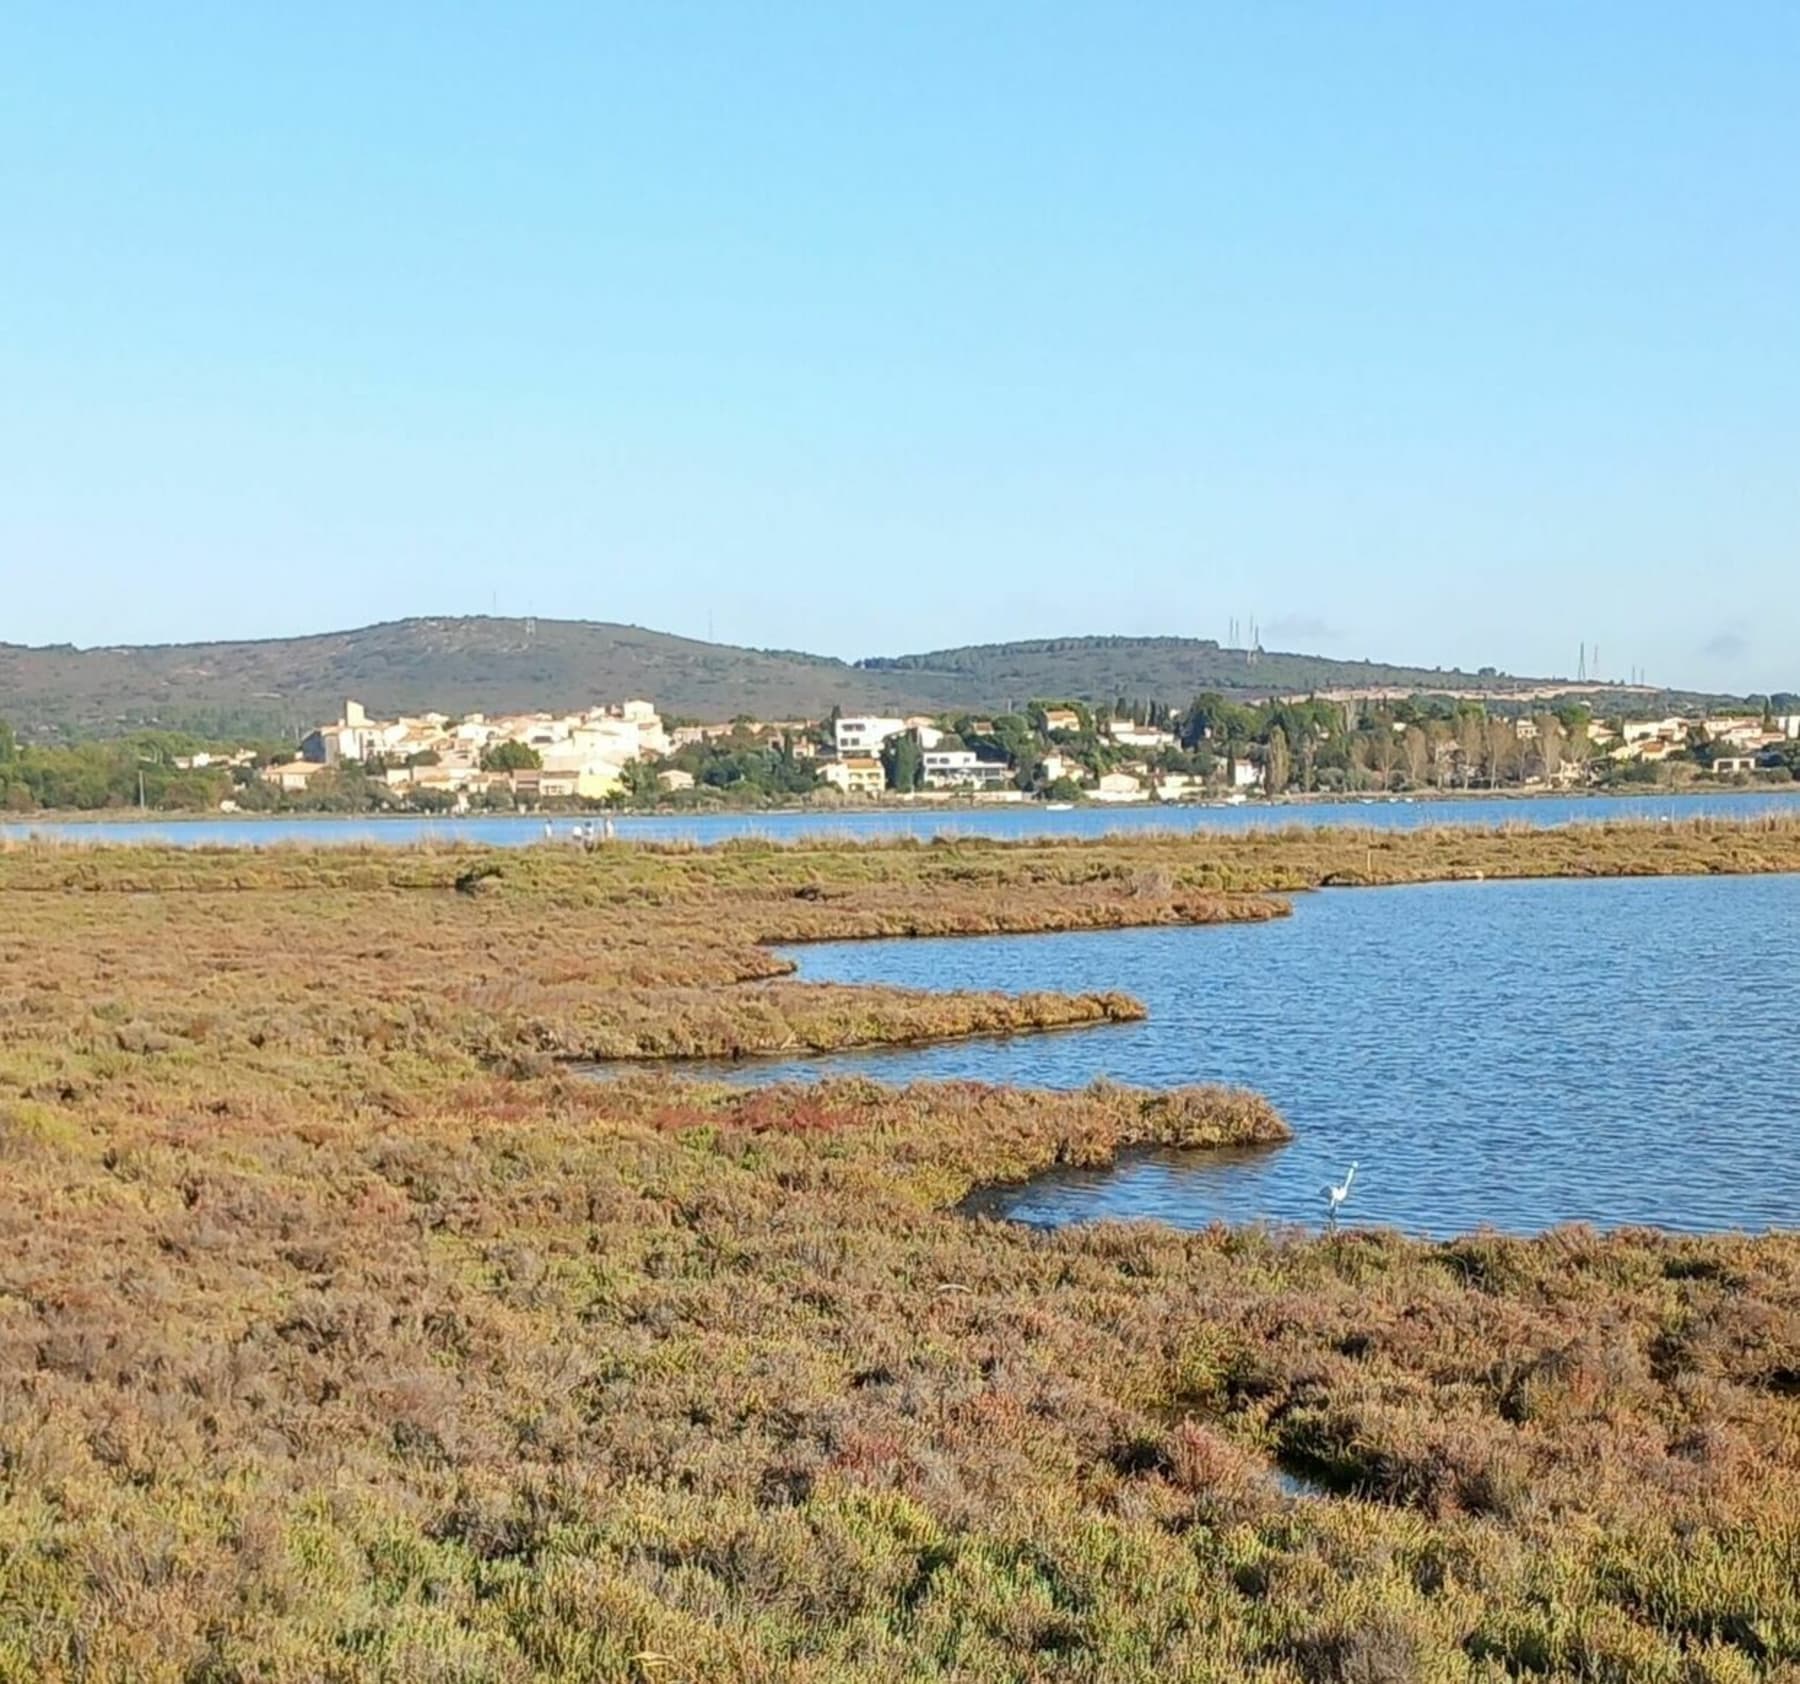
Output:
top-left (480, 741), bottom-right (542, 772)
top-left (1685, 724), bottom-right (1720, 767)
top-left (620, 757), bottom-right (662, 804)
top-left (881, 733), bottom-right (923, 792)
top-left (1265, 726), bottom-right (1291, 796)
top-left (0, 719), bottom-right (16, 764)
top-left (664, 734), bottom-right (823, 803)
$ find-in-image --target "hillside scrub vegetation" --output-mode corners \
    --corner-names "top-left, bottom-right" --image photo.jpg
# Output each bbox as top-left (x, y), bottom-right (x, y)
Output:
top-left (3, 821), bottom-right (1800, 1678)
top-left (0, 617), bottom-right (1587, 743)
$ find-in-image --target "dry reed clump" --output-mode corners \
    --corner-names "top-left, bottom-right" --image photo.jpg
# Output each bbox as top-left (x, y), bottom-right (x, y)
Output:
top-left (2, 827), bottom-right (1800, 1678)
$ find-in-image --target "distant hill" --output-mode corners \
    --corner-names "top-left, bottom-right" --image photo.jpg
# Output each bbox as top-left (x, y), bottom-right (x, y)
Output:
top-left (0, 619), bottom-right (939, 742)
top-left (860, 636), bottom-right (1515, 710)
top-left (0, 616), bottom-right (1636, 744)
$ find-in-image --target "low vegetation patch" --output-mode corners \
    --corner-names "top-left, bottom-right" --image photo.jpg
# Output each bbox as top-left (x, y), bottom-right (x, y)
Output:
top-left (1, 823), bottom-right (1798, 1678)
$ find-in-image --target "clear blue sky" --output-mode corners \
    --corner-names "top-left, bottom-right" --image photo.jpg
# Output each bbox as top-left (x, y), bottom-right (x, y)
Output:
top-left (3, 4), bottom-right (1795, 692)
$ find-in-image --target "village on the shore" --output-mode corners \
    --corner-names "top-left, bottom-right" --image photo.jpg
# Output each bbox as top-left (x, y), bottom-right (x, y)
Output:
top-left (222, 691), bottom-right (1800, 814)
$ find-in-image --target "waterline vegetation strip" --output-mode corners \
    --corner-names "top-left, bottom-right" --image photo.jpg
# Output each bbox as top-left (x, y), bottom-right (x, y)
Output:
top-left (553, 985), bottom-right (1149, 1063)
top-left (3, 821), bottom-right (1800, 1673)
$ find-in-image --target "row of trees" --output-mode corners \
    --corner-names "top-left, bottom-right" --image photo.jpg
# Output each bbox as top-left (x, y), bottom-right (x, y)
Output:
top-left (0, 722), bottom-right (496, 815)
top-left (1156, 696), bottom-right (1797, 793)
top-left (878, 693), bottom-right (1795, 798)
top-left (649, 727), bottom-right (823, 804)
top-left (878, 696), bottom-right (1513, 796)
top-left (0, 725), bottom-right (250, 813)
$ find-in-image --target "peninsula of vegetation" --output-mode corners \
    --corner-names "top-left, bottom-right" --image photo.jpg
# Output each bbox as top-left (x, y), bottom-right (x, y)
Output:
top-left (3, 817), bottom-right (1800, 1678)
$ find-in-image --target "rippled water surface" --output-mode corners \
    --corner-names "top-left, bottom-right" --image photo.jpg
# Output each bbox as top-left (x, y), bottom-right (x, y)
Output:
top-left (5, 789), bottom-right (1795, 847)
top-left (699, 875), bottom-right (1800, 1235)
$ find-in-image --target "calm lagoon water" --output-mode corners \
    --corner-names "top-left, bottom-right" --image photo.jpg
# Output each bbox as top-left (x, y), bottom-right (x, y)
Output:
top-left (688, 874), bottom-right (1800, 1236)
top-left (4, 789), bottom-right (1795, 848)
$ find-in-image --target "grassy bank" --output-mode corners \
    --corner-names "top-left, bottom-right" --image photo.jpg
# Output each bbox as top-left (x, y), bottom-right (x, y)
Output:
top-left (2, 823), bottom-right (1799, 1678)
top-left (5, 817), bottom-right (1798, 1067)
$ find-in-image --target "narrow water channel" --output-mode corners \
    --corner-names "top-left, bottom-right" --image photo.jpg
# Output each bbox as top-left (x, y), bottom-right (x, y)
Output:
top-left (680, 875), bottom-right (1800, 1235)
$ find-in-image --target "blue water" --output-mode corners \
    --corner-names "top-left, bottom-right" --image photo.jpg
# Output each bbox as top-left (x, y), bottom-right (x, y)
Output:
top-left (4, 789), bottom-right (1795, 848)
top-left (686, 875), bottom-right (1800, 1235)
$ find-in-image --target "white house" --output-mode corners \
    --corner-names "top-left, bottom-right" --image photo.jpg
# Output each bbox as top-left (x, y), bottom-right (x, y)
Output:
top-left (1702, 716), bottom-right (1766, 750)
top-left (1039, 751), bottom-right (1086, 785)
top-left (302, 700), bottom-right (406, 764)
top-left (921, 750), bottom-right (1012, 790)
top-left (901, 716), bottom-right (947, 750)
top-left (393, 761), bottom-right (481, 792)
top-left (1092, 771), bottom-right (1146, 802)
top-left (1229, 759), bottom-right (1264, 791)
top-left (262, 760), bottom-right (329, 793)
top-left (604, 700), bottom-right (670, 758)
top-left (834, 716), bottom-right (907, 757)
top-left (822, 757), bottom-right (886, 796)
top-left (512, 765), bottom-right (622, 801)
top-left (1105, 721), bottom-right (1176, 751)
top-left (1619, 717), bottom-right (1687, 748)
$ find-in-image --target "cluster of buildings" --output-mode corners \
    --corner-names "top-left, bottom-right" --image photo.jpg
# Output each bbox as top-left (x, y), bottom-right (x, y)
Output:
top-left (263, 699), bottom-right (670, 804)
top-left (821, 715), bottom-right (947, 797)
top-left (1593, 713), bottom-right (1800, 775)
top-left (253, 696), bottom-right (1799, 811)
top-left (819, 714), bottom-right (1023, 797)
top-left (819, 714), bottom-right (1260, 802)
top-left (260, 701), bottom-right (1256, 809)
top-left (796, 705), bottom-right (1800, 800)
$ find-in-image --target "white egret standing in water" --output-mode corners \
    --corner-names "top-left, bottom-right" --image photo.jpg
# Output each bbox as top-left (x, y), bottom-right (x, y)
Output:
top-left (1324, 1163), bottom-right (1358, 1231)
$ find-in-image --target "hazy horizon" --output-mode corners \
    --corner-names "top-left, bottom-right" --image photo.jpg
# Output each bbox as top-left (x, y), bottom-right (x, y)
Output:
top-left (3, 5), bottom-right (1795, 692)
